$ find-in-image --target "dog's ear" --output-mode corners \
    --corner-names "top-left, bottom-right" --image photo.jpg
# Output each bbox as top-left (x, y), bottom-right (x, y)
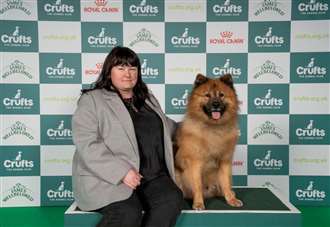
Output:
top-left (194, 73), bottom-right (209, 88)
top-left (219, 74), bottom-right (234, 90)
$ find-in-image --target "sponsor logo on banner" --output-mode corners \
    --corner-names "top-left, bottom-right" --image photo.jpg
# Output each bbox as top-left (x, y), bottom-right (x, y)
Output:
top-left (1, 60), bottom-right (33, 80)
top-left (291, 176), bottom-right (330, 205)
top-left (124, 0), bottom-right (164, 21)
top-left (2, 121), bottom-right (34, 141)
top-left (41, 115), bottom-right (73, 145)
top-left (207, 53), bottom-right (247, 83)
top-left (0, 146), bottom-right (40, 176)
top-left (291, 53), bottom-right (329, 83)
top-left (0, 0), bottom-right (31, 15)
top-left (290, 145), bottom-right (330, 176)
top-left (129, 28), bottom-right (159, 47)
top-left (83, 0), bottom-right (120, 13)
top-left (290, 115), bottom-right (329, 144)
top-left (38, 0), bottom-right (80, 21)
top-left (290, 84), bottom-right (329, 114)
top-left (249, 22), bottom-right (290, 52)
top-left (248, 84), bottom-right (288, 114)
top-left (165, 85), bottom-right (192, 114)
top-left (40, 146), bottom-right (74, 176)
top-left (207, 0), bottom-right (247, 21)
top-left (248, 145), bottom-right (288, 175)
top-left (252, 120), bottom-right (283, 140)
top-left (138, 54), bottom-right (164, 84)
top-left (2, 183), bottom-right (34, 202)
top-left (0, 21), bottom-right (38, 52)
top-left (253, 60), bottom-right (284, 79)
top-left (209, 31), bottom-right (244, 46)
top-left (1, 84), bottom-right (39, 114)
top-left (84, 62), bottom-right (103, 78)
top-left (165, 1), bottom-right (205, 22)
top-left (40, 53), bottom-right (81, 84)
top-left (166, 23), bottom-right (205, 53)
top-left (253, 0), bottom-right (285, 16)
top-left (40, 84), bottom-right (81, 114)
top-left (82, 22), bottom-right (122, 53)
top-left (292, 0), bottom-right (329, 20)
top-left (41, 176), bottom-right (74, 205)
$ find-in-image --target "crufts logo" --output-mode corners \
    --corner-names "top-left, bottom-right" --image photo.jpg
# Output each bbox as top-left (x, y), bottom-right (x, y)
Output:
top-left (141, 59), bottom-right (159, 77)
top-left (254, 27), bottom-right (284, 47)
top-left (171, 89), bottom-right (189, 108)
top-left (212, 58), bottom-right (241, 77)
top-left (47, 181), bottom-right (73, 201)
top-left (253, 150), bottom-right (283, 170)
top-left (2, 89), bottom-right (33, 109)
top-left (3, 151), bottom-right (34, 169)
top-left (298, 0), bottom-right (328, 15)
top-left (295, 120), bottom-right (326, 139)
top-left (212, 0), bottom-right (243, 15)
top-left (296, 58), bottom-right (327, 78)
top-left (254, 89), bottom-right (283, 108)
top-left (88, 27), bottom-right (117, 46)
top-left (1, 26), bottom-right (32, 45)
top-left (296, 181), bottom-right (326, 201)
top-left (171, 28), bottom-right (200, 47)
top-left (129, 0), bottom-right (159, 15)
top-left (43, 0), bottom-right (74, 14)
top-left (46, 120), bottom-right (72, 139)
top-left (46, 58), bottom-right (75, 77)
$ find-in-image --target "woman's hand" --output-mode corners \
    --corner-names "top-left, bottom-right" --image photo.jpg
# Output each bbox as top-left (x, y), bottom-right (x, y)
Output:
top-left (122, 169), bottom-right (143, 189)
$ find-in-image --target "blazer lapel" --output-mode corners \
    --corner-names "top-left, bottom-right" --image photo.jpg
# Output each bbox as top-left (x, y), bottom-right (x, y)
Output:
top-left (101, 89), bottom-right (139, 156)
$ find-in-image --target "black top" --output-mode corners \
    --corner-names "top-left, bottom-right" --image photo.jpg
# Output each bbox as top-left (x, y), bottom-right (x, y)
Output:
top-left (123, 98), bottom-right (168, 182)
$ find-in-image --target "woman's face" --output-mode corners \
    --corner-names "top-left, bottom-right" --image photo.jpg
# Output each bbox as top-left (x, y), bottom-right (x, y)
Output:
top-left (110, 64), bottom-right (138, 96)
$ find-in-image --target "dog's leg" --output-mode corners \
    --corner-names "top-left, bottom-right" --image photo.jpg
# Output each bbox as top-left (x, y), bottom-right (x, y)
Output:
top-left (181, 159), bottom-right (205, 210)
top-left (218, 160), bottom-right (243, 207)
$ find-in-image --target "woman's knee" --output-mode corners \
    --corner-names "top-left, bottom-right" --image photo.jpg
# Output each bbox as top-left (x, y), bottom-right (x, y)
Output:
top-left (164, 188), bottom-right (184, 214)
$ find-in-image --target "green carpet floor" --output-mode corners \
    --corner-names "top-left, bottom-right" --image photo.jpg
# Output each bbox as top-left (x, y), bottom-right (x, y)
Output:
top-left (0, 206), bottom-right (329, 227)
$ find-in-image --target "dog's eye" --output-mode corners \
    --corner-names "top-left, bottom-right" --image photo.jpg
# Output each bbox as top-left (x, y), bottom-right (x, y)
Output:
top-left (205, 93), bottom-right (211, 98)
top-left (220, 92), bottom-right (225, 98)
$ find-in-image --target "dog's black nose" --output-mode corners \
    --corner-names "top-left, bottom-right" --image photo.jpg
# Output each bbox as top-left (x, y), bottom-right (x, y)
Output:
top-left (212, 101), bottom-right (220, 107)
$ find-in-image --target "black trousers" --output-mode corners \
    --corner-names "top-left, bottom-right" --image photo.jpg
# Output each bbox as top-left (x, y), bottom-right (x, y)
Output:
top-left (96, 175), bottom-right (184, 227)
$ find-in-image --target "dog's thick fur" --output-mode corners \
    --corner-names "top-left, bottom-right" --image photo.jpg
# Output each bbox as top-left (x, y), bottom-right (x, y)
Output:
top-left (174, 73), bottom-right (243, 210)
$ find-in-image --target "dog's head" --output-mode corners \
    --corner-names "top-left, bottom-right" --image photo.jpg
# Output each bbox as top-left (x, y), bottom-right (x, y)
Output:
top-left (187, 73), bottom-right (239, 125)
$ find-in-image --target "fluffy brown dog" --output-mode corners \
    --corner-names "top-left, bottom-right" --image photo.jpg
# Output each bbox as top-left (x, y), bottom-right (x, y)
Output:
top-left (175, 73), bottom-right (243, 210)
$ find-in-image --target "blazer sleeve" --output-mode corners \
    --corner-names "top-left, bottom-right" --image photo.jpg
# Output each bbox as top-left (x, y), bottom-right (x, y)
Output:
top-left (72, 93), bottom-right (133, 185)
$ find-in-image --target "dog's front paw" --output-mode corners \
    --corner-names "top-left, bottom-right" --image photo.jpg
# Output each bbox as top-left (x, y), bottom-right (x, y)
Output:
top-left (227, 198), bottom-right (243, 207)
top-left (192, 202), bottom-right (205, 210)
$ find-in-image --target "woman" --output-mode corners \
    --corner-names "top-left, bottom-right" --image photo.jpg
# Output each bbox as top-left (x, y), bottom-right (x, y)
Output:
top-left (72, 46), bottom-right (184, 227)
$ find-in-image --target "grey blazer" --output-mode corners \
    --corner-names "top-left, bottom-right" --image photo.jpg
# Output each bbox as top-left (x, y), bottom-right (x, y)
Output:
top-left (72, 88), bottom-right (177, 211)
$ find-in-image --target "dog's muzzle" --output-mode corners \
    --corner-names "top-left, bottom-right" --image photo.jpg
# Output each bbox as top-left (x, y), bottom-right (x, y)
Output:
top-left (203, 101), bottom-right (226, 120)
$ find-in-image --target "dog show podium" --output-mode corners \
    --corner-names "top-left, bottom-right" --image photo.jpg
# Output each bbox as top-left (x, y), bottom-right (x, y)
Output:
top-left (64, 187), bottom-right (301, 227)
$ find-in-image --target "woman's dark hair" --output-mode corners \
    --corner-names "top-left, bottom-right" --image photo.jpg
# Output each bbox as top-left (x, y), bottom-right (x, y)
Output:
top-left (82, 46), bottom-right (150, 109)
